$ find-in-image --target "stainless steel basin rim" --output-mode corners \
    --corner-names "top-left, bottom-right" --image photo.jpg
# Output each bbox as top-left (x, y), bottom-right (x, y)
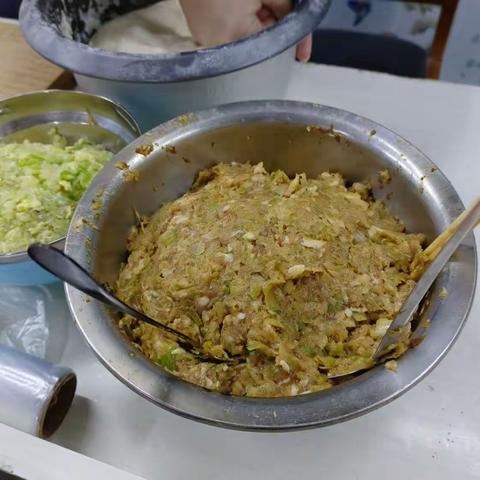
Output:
top-left (0, 89), bottom-right (141, 266)
top-left (65, 100), bottom-right (477, 431)
top-left (19, 0), bottom-right (331, 83)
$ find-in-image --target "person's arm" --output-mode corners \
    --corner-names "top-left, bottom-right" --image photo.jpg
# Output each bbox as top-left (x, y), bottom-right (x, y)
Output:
top-left (179, 0), bottom-right (312, 62)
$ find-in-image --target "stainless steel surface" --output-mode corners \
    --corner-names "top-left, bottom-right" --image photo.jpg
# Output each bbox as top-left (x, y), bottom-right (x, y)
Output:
top-left (0, 345), bottom-right (76, 438)
top-left (75, 49), bottom-right (296, 130)
top-left (65, 100), bottom-right (477, 431)
top-left (20, 0), bottom-right (330, 82)
top-left (19, 0), bottom-right (331, 130)
top-left (0, 90), bottom-right (141, 265)
top-left (374, 197), bottom-right (480, 360)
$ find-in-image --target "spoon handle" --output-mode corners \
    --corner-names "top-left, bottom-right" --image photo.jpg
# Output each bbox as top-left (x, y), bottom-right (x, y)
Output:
top-left (374, 197), bottom-right (480, 360)
top-left (27, 243), bottom-right (196, 345)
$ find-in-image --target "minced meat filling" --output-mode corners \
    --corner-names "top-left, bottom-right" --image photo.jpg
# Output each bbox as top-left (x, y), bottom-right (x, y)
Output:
top-left (116, 162), bottom-right (425, 397)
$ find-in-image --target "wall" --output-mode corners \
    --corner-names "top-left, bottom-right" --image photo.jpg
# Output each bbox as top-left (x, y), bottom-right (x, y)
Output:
top-left (319, 0), bottom-right (480, 86)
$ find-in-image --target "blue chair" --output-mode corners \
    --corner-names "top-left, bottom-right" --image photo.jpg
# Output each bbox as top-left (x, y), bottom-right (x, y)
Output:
top-left (311, 28), bottom-right (428, 78)
top-left (0, 0), bottom-right (22, 19)
top-left (311, 0), bottom-right (458, 79)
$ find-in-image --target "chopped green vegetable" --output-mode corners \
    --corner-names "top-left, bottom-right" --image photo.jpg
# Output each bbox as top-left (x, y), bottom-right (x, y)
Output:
top-left (302, 345), bottom-right (318, 357)
top-left (0, 130), bottom-right (112, 254)
top-left (327, 294), bottom-right (344, 315)
top-left (157, 350), bottom-right (177, 371)
top-left (262, 280), bottom-right (283, 312)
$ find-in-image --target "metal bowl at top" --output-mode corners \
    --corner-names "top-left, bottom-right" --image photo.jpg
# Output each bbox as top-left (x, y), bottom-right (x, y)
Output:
top-left (0, 90), bottom-right (140, 285)
top-left (20, 0), bottom-right (330, 83)
top-left (65, 100), bottom-right (477, 430)
top-left (20, 0), bottom-right (331, 130)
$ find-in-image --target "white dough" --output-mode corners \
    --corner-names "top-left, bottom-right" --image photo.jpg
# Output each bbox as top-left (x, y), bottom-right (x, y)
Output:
top-left (89, 0), bottom-right (198, 54)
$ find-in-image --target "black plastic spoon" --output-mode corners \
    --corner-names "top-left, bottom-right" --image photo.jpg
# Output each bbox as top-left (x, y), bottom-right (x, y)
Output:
top-left (27, 243), bottom-right (238, 364)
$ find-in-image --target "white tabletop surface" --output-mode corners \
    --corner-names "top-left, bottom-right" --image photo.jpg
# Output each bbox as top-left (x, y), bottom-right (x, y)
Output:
top-left (4, 63), bottom-right (480, 479)
top-left (0, 424), bottom-right (143, 480)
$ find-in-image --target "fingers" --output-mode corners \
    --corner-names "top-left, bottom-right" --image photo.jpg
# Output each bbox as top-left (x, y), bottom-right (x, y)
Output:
top-left (180, 0), bottom-right (263, 47)
top-left (295, 34), bottom-right (312, 63)
top-left (263, 0), bottom-right (293, 20)
top-left (262, 1), bottom-right (311, 62)
top-left (179, 0), bottom-right (310, 60)
top-left (257, 6), bottom-right (276, 24)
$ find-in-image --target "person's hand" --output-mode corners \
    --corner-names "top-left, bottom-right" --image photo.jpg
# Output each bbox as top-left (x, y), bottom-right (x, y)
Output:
top-left (179, 0), bottom-right (312, 62)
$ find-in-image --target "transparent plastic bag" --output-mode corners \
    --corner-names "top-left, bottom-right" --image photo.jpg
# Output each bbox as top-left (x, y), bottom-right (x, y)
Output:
top-left (0, 283), bottom-right (69, 362)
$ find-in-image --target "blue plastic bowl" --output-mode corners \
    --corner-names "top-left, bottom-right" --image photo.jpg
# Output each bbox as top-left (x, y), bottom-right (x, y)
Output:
top-left (0, 244), bottom-right (61, 285)
top-left (0, 90), bottom-right (140, 285)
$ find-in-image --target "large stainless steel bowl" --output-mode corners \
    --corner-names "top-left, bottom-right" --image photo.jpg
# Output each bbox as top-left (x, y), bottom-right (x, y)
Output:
top-left (20, 0), bottom-right (331, 130)
top-left (65, 101), bottom-right (477, 430)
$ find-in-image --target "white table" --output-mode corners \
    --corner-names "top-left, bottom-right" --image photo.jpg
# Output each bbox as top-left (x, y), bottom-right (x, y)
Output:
top-left (2, 63), bottom-right (480, 479)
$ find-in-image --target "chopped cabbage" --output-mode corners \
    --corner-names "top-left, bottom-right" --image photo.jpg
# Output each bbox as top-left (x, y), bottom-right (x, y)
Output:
top-left (0, 131), bottom-right (112, 254)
